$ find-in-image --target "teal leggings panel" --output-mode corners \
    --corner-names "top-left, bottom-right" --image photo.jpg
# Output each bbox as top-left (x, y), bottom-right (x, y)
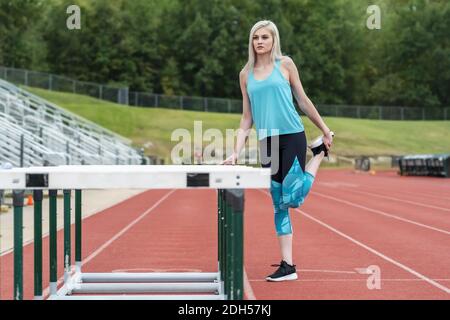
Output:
top-left (280, 157), bottom-right (314, 210)
top-left (270, 180), bottom-right (292, 236)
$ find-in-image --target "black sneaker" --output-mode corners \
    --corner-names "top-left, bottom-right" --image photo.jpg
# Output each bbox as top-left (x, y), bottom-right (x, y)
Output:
top-left (308, 131), bottom-right (335, 157)
top-left (265, 260), bottom-right (298, 282)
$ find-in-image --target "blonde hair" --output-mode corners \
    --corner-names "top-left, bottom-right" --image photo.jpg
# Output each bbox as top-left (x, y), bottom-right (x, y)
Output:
top-left (245, 20), bottom-right (283, 71)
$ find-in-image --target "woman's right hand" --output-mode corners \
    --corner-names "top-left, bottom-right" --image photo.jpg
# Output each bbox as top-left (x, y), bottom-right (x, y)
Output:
top-left (323, 130), bottom-right (335, 151)
top-left (221, 152), bottom-right (238, 165)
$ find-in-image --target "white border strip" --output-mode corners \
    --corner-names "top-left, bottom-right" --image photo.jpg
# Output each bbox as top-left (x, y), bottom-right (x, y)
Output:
top-left (244, 269), bottom-right (256, 300)
top-left (248, 278), bottom-right (450, 282)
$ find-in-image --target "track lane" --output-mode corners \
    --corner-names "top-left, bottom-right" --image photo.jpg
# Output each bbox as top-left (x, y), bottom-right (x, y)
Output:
top-left (244, 189), bottom-right (449, 299)
top-left (311, 187), bottom-right (450, 232)
top-left (0, 189), bottom-right (173, 300)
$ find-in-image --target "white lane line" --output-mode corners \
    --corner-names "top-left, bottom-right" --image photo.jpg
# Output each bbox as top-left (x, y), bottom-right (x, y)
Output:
top-left (244, 269), bottom-right (256, 300)
top-left (0, 190), bottom-right (150, 256)
top-left (259, 190), bottom-right (450, 294)
top-left (299, 269), bottom-right (356, 274)
top-left (299, 208), bottom-right (450, 294)
top-left (249, 278), bottom-right (450, 282)
top-left (350, 185), bottom-right (450, 202)
top-left (324, 187), bottom-right (450, 212)
top-left (382, 177), bottom-right (450, 190)
top-left (311, 192), bottom-right (450, 236)
top-left (42, 189), bottom-right (176, 299)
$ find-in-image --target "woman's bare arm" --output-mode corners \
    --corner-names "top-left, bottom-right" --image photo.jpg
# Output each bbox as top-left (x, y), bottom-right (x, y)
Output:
top-left (282, 56), bottom-right (333, 148)
top-left (235, 69), bottom-right (253, 155)
top-left (222, 68), bottom-right (253, 164)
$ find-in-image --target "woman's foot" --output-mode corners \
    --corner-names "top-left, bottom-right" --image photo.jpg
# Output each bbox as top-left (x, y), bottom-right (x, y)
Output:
top-left (265, 260), bottom-right (298, 282)
top-left (308, 131), bottom-right (334, 157)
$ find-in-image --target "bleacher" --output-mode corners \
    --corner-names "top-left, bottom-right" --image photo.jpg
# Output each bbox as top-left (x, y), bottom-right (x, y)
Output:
top-left (0, 79), bottom-right (146, 167)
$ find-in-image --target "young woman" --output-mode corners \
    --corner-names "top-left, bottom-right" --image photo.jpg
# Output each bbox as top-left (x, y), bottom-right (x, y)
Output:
top-left (223, 20), bottom-right (334, 281)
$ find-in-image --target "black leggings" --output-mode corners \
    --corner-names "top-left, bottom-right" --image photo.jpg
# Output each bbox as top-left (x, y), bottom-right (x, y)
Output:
top-left (259, 131), bottom-right (314, 236)
top-left (259, 131), bottom-right (307, 182)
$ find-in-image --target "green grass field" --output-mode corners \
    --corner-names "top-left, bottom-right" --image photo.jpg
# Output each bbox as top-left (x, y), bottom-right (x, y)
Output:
top-left (26, 87), bottom-right (450, 163)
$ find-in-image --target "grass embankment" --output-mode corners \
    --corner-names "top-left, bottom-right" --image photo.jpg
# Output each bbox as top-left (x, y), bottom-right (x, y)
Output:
top-left (26, 87), bottom-right (450, 164)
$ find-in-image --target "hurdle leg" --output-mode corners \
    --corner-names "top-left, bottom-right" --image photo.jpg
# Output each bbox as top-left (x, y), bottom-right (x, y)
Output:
top-left (13, 190), bottom-right (25, 300)
top-left (230, 189), bottom-right (244, 300)
top-left (220, 189), bottom-right (245, 300)
top-left (63, 190), bottom-right (71, 284)
top-left (49, 189), bottom-right (58, 295)
top-left (75, 189), bottom-right (82, 274)
top-left (224, 190), bottom-right (232, 299)
top-left (218, 189), bottom-right (224, 295)
top-left (33, 190), bottom-right (43, 300)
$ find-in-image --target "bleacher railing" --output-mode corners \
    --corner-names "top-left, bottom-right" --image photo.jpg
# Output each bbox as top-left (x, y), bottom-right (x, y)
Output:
top-left (0, 80), bottom-right (146, 167)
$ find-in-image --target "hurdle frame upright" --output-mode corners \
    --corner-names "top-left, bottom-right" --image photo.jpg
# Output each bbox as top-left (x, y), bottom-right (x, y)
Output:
top-left (0, 165), bottom-right (270, 300)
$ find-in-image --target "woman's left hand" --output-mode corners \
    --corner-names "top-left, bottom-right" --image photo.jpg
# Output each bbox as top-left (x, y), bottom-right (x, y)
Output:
top-left (323, 131), bottom-right (334, 151)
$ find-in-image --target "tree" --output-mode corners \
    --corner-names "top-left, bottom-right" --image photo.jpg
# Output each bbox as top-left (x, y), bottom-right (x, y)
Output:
top-left (368, 0), bottom-right (449, 108)
top-left (0, 0), bottom-right (46, 68)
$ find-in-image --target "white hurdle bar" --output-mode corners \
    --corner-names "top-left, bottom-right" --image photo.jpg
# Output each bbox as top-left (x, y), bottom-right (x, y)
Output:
top-left (0, 165), bottom-right (271, 300)
top-left (0, 165), bottom-right (270, 189)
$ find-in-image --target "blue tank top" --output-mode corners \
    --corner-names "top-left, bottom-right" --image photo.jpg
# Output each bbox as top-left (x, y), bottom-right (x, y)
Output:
top-left (247, 59), bottom-right (304, 140)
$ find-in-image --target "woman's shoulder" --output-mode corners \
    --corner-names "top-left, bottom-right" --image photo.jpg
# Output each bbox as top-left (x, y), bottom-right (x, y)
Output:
top-left (279, 55), bottom-right (296, 68)
top-left (239, 63), bottom-right (251, 81)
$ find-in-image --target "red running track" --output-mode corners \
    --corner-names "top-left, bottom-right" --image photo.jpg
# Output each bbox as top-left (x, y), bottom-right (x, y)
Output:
top-left (0, 169), bottom-right (449, 300)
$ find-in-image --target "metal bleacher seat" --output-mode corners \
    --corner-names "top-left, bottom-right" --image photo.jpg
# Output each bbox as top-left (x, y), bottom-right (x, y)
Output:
top-left (0, 79), bottom-right (146, 167)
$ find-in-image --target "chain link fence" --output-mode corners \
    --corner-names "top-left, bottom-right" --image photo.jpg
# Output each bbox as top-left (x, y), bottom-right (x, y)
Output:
top-left (2, 66), bottom-right (449, 120)
top-left (0, 66), bottom-right (129, 105)
top-left (128, 92), bottom-right (449, 120)
top-left (313, 104), bottom-right (450, 121)
top-left (128, 91), bottom-right (243, 113)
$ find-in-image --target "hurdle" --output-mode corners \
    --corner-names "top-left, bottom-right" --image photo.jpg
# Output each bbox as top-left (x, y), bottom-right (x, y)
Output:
top-left (0, 165), bottom-right (270, 300)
